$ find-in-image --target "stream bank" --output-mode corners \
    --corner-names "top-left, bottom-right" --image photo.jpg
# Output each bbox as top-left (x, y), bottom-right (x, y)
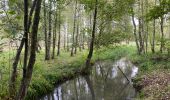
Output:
top-left (130, 53), bottom-right (170, 99)
top-left (24, 46), bottom-right (135, 100)
top-left (40, 58), bottom-right (138, 100)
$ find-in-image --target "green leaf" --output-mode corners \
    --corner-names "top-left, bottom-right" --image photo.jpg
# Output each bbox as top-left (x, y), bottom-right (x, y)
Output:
top-left (8, 10), bottom-right (16, 15)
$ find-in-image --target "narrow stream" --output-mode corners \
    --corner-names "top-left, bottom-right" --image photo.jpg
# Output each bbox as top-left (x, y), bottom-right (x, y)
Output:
top-left (40, 58), bottom-right (138, 100)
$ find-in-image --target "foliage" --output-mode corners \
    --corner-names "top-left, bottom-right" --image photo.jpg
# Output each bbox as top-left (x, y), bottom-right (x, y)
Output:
top-left (147, 0), bottom-right (170, 20)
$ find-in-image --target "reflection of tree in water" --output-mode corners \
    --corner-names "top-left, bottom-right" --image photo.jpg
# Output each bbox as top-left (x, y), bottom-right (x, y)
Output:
top-left (41, 59), bottom-right (137, 100)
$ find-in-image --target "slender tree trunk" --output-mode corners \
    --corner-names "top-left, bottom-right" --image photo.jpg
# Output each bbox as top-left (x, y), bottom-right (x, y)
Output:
top-left (145, 0), bottom-right (149, 53)
top-left (131, 9), bottom-right (140, 54)
top-left (28, 0), bottom-right (38, 47)
top-left (16, 0), bottom-right (42, 99)
top-left (85, 0), bottom-right (98, 69)
top-left (160, 16), bottom-right (164, 53)
top-left (64, 22), bottom-right (67, 51)
top-left (87, 14), bottom-right (92, 50)
top-left (22, 0), bottom-right (29, 99)
top-left (64, 32), bottom-right (66, 51)
top-left (44, 0), bottom-right (48, 60)
top-left (9, 0), bottom-right (37, 97)
top-left (151, 0), bottom-right (156, 53)
top-left (66, 22), bottom-right (70, 52)
top-left (141, 0), bottom-right (145, 54)
top-left (52, 7), bottom-right (57, 59)
top-left (75, 13), bottom-right (79, 54)
top-left (71, 0), bottom-right (77, 56)
top-left (138, 18), bottom-right (144, 54)
top-left (151, 19), bottom-right (156, 53)
top-left (9, 38), bottom-right (24, 98)
top-left (82, 25), bottom-right (85, 50)
top-left (46, 0), bottom-right (52, 60)
top-left (57, 9), bottom-right (61, 56)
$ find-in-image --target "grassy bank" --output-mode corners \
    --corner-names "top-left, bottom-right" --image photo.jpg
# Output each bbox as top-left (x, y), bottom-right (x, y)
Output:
top-left (129, 52), bottom-right (170, 99)
top-left (0, 45), bottom-right (135, 100)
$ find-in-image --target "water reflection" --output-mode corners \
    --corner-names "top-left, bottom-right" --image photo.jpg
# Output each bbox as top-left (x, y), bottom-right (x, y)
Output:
top-left (41, 58), bottom-right (138, 100)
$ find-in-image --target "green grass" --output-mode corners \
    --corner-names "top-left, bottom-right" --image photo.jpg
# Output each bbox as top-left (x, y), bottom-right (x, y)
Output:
top-left (0, 46), bottom-right (136, 100)
top-left (1, 45), bottom-right (168, 99)
top-left (0, 45), bottom-right (170, 100)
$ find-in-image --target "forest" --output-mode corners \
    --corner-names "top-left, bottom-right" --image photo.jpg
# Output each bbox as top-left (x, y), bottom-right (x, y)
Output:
top-left (0, 0), bottom-right (170, 100)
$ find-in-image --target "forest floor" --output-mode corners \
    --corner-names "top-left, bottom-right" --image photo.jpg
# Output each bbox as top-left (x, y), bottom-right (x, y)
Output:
top-left (130, 52), bottom-right (170, 100)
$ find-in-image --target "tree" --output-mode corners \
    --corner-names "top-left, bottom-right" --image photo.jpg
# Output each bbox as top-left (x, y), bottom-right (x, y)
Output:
top-left (9, 0), bottom-right (37, 98)
top-left (52, 1), bottom-right (57, 59)
top-left (46, 0), bottom-right (52, 59)
top-left (44, 0), bottom-right (48, 60)
top-left (85, 0), bottom-right (98, 70)
top-left (16, 0), bottom-right (42, 99)
top-left (71, 0), bottom-right (78, 56)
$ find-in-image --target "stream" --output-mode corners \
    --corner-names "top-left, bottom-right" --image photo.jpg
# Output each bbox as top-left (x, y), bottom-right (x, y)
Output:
top-left (40, 58), bottom-right (138, 100)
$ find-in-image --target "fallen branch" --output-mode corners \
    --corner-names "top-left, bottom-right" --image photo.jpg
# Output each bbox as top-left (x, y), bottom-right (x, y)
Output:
top-left (117, 66), bottom-right (131, 82)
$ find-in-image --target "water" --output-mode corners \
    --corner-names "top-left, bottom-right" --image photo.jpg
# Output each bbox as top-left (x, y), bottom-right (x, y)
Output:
top-left (40, 58), bottom-right (138, 100)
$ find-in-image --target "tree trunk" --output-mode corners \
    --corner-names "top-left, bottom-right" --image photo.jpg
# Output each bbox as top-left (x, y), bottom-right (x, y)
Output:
top-left (151, 19), bottom-right (156, 53)
top-left (138, 18), bottom-right (144, 54)
top-left (145, 0), bottom-right (149, 53)
top-left (71, 0), bottom-right (77, 56)
top-left (52, 5), bottom-right (57, 59)
top-left (16, 0), bottom-right (42, 99)
top-left (66, 21), bottom-right (70, 52)
top-left (22, 0), bottom-right (29, 99)
top-left (9, 0), bottom-right (37, 97)
top-left (57, 9), bottom-right (61, 56)
top-left (44, 0), bottom-right (48, 60)
top-left (46, 0), bottom-right (52, 60)
top-left (75, 12), bottom-right (79, 54)
top-left (85, 0), bottom-right (98, 69)
top-left (131, 10), bottom-right (140, 54)
top-left (160, 16), bottom-right (164, 53)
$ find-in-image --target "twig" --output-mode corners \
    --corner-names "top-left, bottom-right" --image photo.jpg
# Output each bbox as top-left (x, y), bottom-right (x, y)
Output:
top-left (117, 66), bottom-right (131, 82)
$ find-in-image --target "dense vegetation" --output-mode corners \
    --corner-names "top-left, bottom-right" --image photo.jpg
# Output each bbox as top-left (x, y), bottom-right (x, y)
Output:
top-left (0, 0), bottom-right (170, 99)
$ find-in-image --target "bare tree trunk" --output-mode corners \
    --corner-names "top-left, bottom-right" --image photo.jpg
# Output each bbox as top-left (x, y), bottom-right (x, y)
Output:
top-left (44, 0), bottom-right (48, 60)
top-left (151, 19), bottom-right (156, 53)
top-left (141, 0), bottom-right (145, 54)
top-left (131, 9), bottom-right (140, 54)
top-left (71, 0), bottom-right (77, 56)
top-left (75, 12), bottom-right (79, 54)
top-left (160, 16), bottom-right (164, 53)
top-left (85, 0), bottom-right (98, 69)
top-left (66, 21), bottom-right (70, 52)
top-left (46, 0), bottom-right (52, 60)
top-left (22, 0), bottom-right (29, 99)
top-left (16, 0), bottom-right (42, 99)
top-left (151, 0), bottom-right (156, 53)
top-left (64, 22), bottom-right (67, 51)
top-left (9, 0), bottom-right (37, 97)
top-left (138, 18), bottom-right (144, 54)
top-left (64, 32), bottom-right (66, 50)
top-left (82, 28), bottom-right (85, 49)
top-left (52, 5), bottom-right (57, 59)
top-left (57, 9), bottom-right (61, 56)
top-left (145, 0), bottom-right (149, 53)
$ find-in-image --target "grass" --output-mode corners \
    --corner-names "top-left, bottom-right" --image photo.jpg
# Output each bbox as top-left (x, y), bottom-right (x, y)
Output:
top-left (1, 45), bottom-right (169, 99)
top-left (0, 45), bottom-right (135, 100)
